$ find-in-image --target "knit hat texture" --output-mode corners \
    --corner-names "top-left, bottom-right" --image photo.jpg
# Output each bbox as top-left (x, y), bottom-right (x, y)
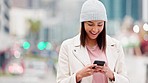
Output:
top-left (80, 0), bottom-right (107, 22)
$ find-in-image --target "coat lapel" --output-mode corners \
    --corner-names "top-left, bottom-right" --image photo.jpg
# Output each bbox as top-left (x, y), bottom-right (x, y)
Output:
top-left (106, 46), bottom-right (115, 70)
top-left (72, 34), bottom-right (91, 66)
top-left (106, 36), bottom-right (118, 71)
top-left (72, 46), bottom-right (91, 66)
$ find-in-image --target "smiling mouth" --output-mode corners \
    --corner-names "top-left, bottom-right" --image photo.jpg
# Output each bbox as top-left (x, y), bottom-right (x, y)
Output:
top-left (90, 31), bottom-right (98, 35)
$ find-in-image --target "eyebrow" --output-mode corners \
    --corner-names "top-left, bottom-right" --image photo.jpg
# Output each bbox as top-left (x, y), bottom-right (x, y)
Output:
top-left (87, 21), bottom-right (103, 24)
top-left (87, 21), bottom-right (93, 23)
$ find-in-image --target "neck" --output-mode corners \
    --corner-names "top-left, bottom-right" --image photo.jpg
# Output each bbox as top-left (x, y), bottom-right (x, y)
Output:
top-left (86, 37), bottom-right (97, 48)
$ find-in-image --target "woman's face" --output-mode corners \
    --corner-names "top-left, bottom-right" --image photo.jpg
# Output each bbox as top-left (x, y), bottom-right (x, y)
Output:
top-left (84, 20), bottom-right (104, 40)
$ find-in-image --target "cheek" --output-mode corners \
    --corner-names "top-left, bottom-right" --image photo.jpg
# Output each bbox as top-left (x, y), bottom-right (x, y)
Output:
top-left (84, 25), bottom-right (91, 31)
top-left (84, 28), bottom-right (89, 34)
top-left (99, 26), bottom-right (104, 32)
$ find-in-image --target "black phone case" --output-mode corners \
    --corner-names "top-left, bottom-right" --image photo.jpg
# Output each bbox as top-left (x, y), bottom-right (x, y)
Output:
top-left (93, 60), bottom-right (105, 66)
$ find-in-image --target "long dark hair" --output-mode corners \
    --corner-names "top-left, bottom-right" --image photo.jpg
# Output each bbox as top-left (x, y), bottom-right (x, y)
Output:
top-left (80, 22), bottom-right (106, 51)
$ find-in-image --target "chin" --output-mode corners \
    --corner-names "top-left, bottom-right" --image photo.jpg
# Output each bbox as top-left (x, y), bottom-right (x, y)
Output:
top-left (89, 36), bottom-right (98, 40)
top-left (90, 37), bottom-right (97, 40)
top-left (87, 34), bottom-right (98, 40)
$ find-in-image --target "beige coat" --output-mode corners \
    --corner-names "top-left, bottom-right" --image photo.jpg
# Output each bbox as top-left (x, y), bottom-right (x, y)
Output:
top-left (57, 34), bottom-right (129, 83)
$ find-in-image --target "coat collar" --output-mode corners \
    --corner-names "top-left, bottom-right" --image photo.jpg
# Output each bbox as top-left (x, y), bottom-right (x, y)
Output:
top-left (72, 34), bottom-right (116, 67)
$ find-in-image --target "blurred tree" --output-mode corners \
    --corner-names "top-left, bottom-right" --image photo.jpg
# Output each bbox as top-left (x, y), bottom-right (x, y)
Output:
top-left (28, 19), bottom-right (41, 33)
top-left (27, 19), bottom-right (41, 53)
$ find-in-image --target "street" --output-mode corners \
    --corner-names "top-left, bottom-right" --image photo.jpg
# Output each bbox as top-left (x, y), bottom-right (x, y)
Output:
top-left (0, 59), bottom-right (57, 83)
top-left (0, 70), bottom-right (56, 83)
top-left (0, 55), bottom-right (148, 83)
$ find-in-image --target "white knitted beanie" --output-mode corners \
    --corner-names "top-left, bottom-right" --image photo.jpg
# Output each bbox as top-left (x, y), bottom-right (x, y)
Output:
top-left (80, 0), bottom-right (107, 22)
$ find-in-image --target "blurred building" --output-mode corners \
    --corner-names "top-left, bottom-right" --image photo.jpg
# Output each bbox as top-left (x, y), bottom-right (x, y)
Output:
top-left (11, 0), bottom-right (57, 14)
top-left (1, 0), bottom-right (11, 33)
top-left (10, 0), bottom-right (147, 47)
top-left (10, 0), bottom-right (85, 45)
top-left (0, 0), bottom-right (13, 52)
top-left (0, 0), bottom-right (12, 73)
top-left (142, 0), bottom-right (148, 22)
top-left (0, 0), bottom-right (1, 30)
top-left (100, 0), bottom-right (144, 35)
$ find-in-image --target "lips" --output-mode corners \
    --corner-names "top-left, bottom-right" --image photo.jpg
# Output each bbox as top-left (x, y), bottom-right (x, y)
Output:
top-left (90, 31), bottom-right (98, 35)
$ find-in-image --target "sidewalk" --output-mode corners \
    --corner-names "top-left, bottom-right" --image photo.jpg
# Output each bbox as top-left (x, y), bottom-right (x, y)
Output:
top-left (125, 55), bottom-right (148, 83)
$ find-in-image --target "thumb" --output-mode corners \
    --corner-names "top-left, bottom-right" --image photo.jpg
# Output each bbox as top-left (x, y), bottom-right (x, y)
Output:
top-left (89, 64), bottom-right (97, 68)
top-left (104, 62), bottom-right (108, 66)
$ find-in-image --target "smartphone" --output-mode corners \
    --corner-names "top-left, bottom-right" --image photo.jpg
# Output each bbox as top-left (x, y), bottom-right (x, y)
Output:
top-left (92, 60), bottom-right (105, 69)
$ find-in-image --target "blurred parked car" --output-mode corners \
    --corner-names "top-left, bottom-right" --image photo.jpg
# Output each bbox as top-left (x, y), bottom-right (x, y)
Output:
top-left (6, 58), bottom-right (25, 75)
top-left (8, 63), bottom-right (24, 75)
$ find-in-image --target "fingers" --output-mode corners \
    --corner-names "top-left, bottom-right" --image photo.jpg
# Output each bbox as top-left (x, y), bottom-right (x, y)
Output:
top-left (87, 64), bottom-right (97, 69)
top-left (100, 68), bottom-right (108, 74)
top-left (93, 65), bottom-right (108, 73)
top-left (86, 64), bottom-right (97, 73)
top-left (78, 64), bottom-right (110, 78)
top-left (93, 66), bottom-right (103, 72)
top-left (85, 64), bottom-right (107, 74)
top-left (83, 64), bottom-right (97, 75)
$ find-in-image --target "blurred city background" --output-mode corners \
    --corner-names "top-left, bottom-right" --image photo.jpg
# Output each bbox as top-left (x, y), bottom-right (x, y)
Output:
top-left (0, 0), bottom-right (148, 83)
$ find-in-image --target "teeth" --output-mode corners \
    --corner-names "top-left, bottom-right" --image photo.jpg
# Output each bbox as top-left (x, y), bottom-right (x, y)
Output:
top-left (93, 33), bottom-right (96, 35)
top-left (90, 32), bottom-right (97, 35)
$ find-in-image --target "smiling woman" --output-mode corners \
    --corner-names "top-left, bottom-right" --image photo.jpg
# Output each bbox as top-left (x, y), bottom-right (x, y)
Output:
top-left (57, 0), bottom-right (129, 83)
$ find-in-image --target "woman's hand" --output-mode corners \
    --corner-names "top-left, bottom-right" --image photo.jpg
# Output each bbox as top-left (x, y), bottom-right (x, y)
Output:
top-left (76, 64), bottom-right (115, 82)
top-left (101, 64), bottom-right (115, 80)
top-left (76, 64), bottom-right (97, 82)
top-left (95, 63), bottom-right (115, 80)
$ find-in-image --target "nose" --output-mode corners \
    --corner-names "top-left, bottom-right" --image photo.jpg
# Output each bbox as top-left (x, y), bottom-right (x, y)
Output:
top-left (92, 26), bottom-right (99, 33)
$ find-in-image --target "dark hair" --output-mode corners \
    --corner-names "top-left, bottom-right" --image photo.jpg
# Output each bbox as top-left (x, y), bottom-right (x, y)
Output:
top-left (80, 22), bottom-right (106, 51)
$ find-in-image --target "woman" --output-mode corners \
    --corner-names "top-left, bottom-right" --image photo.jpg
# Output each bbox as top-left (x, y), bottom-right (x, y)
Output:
top-left (57, 0), bottom-right (129, 83)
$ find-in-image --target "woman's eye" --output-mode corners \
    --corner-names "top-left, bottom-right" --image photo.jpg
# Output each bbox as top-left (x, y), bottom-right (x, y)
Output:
top-left (98, 25), bottom-right (102, 26)
top-left (88, 24), bottom-right (93, 26)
